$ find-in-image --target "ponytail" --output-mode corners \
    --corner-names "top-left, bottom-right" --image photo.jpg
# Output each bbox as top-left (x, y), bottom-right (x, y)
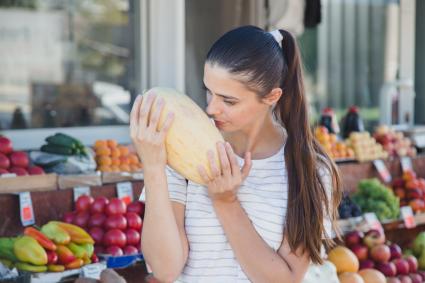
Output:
top-left (275, 30), bottom-right (342, 264)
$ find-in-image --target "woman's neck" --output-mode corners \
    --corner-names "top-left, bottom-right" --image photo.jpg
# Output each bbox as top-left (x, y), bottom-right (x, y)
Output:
top-left (223, 115), bottom-right (286, 160)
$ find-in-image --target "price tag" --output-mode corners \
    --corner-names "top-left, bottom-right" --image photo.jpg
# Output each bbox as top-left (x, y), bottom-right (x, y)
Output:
top-left (373, 159), bottom-right (392, 183)
top-left (400, 206), bottom-right (416, 228)
top-left (363, 212), bottom-right (383, 233)
top-left (81, 262), bottom-right (106, 279)
top-left (73, 186), bottom-right (90, 201)
top-left (19, 192), bottom-right (35, 226)
top-left (117, 182), bottom-right (133, 205)
top-left (401, 156), bottom-right (413, 172)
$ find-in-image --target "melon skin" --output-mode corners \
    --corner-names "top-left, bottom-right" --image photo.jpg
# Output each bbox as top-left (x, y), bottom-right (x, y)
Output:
top-left (147, 87), bottom-right (224, 185)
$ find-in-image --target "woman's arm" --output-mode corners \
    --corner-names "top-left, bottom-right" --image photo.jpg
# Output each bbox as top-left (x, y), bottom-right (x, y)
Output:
top-left (213, 200), bottom-right (310, 283)
top-left (141, 167), bottom-right (189, 282)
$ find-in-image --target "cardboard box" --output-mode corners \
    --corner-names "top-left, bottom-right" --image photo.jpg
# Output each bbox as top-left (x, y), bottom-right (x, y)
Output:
top-left (0, 174), bottom-right (57, 194)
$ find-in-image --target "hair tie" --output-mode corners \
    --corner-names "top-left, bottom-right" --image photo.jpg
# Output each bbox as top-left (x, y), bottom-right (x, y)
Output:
top-left (269, 30), bottom-right (283, 47)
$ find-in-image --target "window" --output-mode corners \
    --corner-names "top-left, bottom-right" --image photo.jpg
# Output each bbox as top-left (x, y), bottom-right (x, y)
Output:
top-left (0, 0), bottom-right (140, 131)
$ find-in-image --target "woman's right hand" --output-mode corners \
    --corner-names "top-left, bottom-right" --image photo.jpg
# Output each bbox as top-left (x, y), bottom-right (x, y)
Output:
top-left (130, 93), bottom-right (174, 170)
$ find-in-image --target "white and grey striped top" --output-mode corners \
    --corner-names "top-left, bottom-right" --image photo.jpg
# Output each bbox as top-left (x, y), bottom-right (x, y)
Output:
top-left (140, 144), bottom-right (332, 282)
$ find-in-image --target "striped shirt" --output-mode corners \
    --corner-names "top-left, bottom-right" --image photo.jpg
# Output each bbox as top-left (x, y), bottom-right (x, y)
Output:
top-left (140, 144), bottom-right (332, 282)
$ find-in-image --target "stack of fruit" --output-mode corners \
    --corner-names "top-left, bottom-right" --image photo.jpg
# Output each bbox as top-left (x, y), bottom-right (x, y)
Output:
top-left (93, 140), bottom-right (142, 173)
top-left (62, 195), bottom-right (145, 257)
top-left (41, 133), bottom-right (88, 157)
top-left (352, 179), bottom-right (400, 221)
top-left (0, 222), bottom-right (96, 273)
top-left (392, 169), bottom-right (425, 212)
top-left (343, 229), bottom-right (424, 283)
top-left (374, 125), bottom-right (417, 158)
top-left (0, 136), bottom-right (45, 176)
top-left (327, 242), bottom-right (387, 283)
top-left (346, 132), bottom-right (388, 162)
top-left (411, 232), bottom-right (425, 271)
top-left (314, 126), bottom-right (355, 160)
top-left (338, 194), bottom-right (362, 219)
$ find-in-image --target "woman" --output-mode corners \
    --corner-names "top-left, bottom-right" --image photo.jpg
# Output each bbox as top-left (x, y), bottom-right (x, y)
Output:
top-left (130, 26), bottom-right (342, 283)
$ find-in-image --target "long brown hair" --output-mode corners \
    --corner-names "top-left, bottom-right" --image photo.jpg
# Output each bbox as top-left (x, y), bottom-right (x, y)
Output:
top-left (206, 26), bottom-right (342, 264)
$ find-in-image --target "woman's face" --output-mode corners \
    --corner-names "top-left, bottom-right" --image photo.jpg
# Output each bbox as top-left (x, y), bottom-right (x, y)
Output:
top-left (203, 63), bottom-right (271, 133)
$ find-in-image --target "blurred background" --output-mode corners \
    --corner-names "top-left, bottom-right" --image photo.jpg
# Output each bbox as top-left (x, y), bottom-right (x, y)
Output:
top-left (0, 0), bottom-right (423, 148)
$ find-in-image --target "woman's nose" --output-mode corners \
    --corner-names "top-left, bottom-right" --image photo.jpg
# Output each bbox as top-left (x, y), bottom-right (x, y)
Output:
top-left (206, 96), bottom-right (221, 117)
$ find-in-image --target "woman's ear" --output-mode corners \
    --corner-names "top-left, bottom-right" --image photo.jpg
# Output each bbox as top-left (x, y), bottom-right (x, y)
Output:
top-left (261, 88), bottom-right (282, 106)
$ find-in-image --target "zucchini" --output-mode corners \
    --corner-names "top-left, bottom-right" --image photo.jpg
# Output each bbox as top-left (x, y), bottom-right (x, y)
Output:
top-left (41, 144), bottom-right (74, 155)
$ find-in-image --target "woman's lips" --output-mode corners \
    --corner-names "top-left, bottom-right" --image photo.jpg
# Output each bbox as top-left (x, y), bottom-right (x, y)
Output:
top-left (214, 120), bottom-right (226, 127)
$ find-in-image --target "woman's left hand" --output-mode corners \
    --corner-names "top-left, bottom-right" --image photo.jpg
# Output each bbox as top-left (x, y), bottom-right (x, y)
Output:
top-left (198, 142), bottom-right (252, 203)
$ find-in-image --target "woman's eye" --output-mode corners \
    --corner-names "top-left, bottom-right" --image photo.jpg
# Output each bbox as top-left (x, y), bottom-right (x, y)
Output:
top-left (224, 100), bottom-right (236, 105)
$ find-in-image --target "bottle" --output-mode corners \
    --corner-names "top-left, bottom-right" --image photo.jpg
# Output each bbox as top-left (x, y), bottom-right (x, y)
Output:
top-left (341, 106), bottom-right (365, 139)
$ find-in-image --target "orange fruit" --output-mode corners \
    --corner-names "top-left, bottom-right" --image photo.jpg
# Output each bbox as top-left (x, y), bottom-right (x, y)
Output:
top-left (98, 156), bottom-right (112, 166)
top-left (128, 154), bottom-right (139, 165)
top-left (118, 146), bottom-right (129, 156)
top-left (130, 164), bottom-right (142, 172)
top-left (111, 157), bottom-right (121, 166)
top-left (120, 156), bottom-right (130, 165)
top-left (120, 164), bottom-right (131, 172)
top-left (98, 165), bottom-right (112, 172)
top-left (111, 148), bottom-right (121, 158)
top-left (107, 139), bottom-right (118, 148)
top-left (94, 140), bottom-right (107, 148)
top-left (96, 146), bottom-right (111, 156)
top-left (110, 165), bottom-right (120, 172)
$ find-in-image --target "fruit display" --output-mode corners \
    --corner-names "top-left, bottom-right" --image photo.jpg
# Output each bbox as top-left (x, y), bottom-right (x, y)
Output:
top-left (93, 140), bottom-right (142, 173)
top-left (342, 229), bottom-right (424, 282)
top-left (352, 179), bottom-right (400, 221)
top-left (0, 135), bottom-right (45, 176)
top-left (0, 222), bottom-right (96, 273)
top-left (338, 194), bottom-right (362, 219)
top-left (392, 169), bottom-right (425, 212)
top-left (62, 195), bottom-right (145, 257)
top-left (146, 87), bottom-right (224, 185)
top-left (346, 132), bottom-right (389, 162)
top-left (374, 125), bottom-right (417, 158)
top-left (41, 133), bottom-right (88, 157)
top-left (412, 232), bottom-right (425, 270)
top-left (314, 126), bottom-right (355, 160)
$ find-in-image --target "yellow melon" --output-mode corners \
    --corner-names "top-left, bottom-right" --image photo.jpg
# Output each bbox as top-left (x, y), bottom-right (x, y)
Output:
top-left (327, 246), bottom-right (359, 273)
top-left (147, 87), bottom-right (224, 185)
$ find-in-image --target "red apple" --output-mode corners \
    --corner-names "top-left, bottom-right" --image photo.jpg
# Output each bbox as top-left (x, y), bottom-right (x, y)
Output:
top-left (387, 278), bottom-right (402, 283)
top-left (370, 244), bottom-right (391, 263)
top-left (398, 275), bottom-right (413, 283)
top-left (62, 211), bottom-right (75, 223)
top-left (363, 229), bottom-right (385, 248)
top-left (106, 246), bottom-right (123, 257)
top-left (72, 211), bottom-right (90, 228)
top-left (404, 255), bottom-right (418, 273)
top-left (9, 151), bottom-right (29, 168)
top-left (126, 201), bottom-right (145, 216)
top-left (27, 166), bottom-right (45, 175)
top-left (9, 167), bottom-right (28, 176)
top-left (0, 136), bottom-right (13, 154)
top-left (375, 262), bottom-right (397, 277)
top-left (409, 274), bottom-right (422, 283)
top-left (345, 230), bottom-right (364, 247)
top-left (0, 168), bottom-right (9, 175)
top-left (350, 244), bottom-right (369, 261)
top-left (91, 197), bottom-right (109, 214)
top-left (0, 153), bottom-right (10, 169)
top-left (126, 212), bottom-right (142, 230)
top-left (123, 245), bottom-right (138, 255)
top-left (359, 259), bottom-right (375, 270)
top-left (75, 195), bottom-right (94, 212)
top-left (125, 229), bottom-right (141, 246)
top-left (105, 198), bottom-right (127, 216)
top-left (104, 229), bottom-right (126, 248)
top-left (88, 213), bottom-right (106, 227)
top-left (390, 243), bottom-right (403, 260)
top-left (89, 227), bottom-right (104, 244)
top-left (417, 271), bottom-right (425, 281)
top-left (104, 215), bottom-right (127, 230)
top-left (392, 258), bottom-right (410, 275)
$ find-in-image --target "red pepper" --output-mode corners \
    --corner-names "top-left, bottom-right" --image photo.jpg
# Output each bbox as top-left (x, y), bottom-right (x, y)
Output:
top-left (24, 227), bottom-right (57, 251)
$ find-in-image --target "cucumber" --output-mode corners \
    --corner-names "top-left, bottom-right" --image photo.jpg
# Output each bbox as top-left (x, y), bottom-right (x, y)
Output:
top-left (41, 144), bottom-right (74, 155)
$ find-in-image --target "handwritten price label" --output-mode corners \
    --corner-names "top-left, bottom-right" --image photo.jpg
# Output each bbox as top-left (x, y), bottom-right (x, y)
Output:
top-left (19, 192), bottom-right (35, 226)
top-left (117, 182), bottom-right (133, 205)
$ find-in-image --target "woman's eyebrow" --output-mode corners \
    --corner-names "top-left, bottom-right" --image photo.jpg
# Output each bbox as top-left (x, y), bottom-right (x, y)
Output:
top-left (202, 83), bottom-right (239, 100)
